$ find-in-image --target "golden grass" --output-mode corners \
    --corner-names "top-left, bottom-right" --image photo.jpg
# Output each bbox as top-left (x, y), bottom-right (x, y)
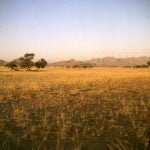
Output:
top-left (0, 67), bottom-right (150, 150)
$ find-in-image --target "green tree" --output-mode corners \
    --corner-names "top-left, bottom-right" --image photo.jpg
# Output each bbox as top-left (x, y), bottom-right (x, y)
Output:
top-left (35, 58), bottom-right (47, 70)
top-left (5, 61), bottom-right (18, 70)
top-left (19, 53), bottom-right (35, 70)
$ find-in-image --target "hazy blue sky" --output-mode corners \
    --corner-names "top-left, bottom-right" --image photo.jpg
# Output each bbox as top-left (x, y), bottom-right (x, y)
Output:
top-left (0, 0), bottom-right (150, 61)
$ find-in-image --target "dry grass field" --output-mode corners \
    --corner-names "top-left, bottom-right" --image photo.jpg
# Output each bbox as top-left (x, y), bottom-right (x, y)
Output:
top-left (0, 67), bottom-right (150, 150)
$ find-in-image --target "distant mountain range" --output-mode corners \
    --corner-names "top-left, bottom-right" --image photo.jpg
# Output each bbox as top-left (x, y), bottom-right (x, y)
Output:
top-left (49, 56), bottom-right (150, 67)
top-left (1, 56), bottom-right (150, 67)
top-left (49, 59), bottom-right (96, 67)
top-left (0, 59), bottom-right (7, 66)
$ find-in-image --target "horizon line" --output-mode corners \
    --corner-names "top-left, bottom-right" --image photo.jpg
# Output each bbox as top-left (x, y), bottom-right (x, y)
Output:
top-left (1, 55), bottom-right (150, 63)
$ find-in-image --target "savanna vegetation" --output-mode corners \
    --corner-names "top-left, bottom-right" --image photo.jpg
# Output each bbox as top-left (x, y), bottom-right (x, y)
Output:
top-left (5, 53), bottom-right (47, 71)
top-left (0, 67), bottom-right (149, 150)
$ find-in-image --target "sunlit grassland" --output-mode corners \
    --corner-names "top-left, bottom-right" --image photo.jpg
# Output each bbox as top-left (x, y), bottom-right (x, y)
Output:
top-left (0, 67), bottom-right (150, 150)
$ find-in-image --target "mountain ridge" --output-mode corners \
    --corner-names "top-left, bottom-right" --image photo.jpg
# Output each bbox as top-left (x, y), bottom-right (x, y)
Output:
top-left (49, 56), bottom-right (150, 67)
top-left (1, 56), bottom-right (150, 67)
top-left (0, 59), bottom-right (7, 66)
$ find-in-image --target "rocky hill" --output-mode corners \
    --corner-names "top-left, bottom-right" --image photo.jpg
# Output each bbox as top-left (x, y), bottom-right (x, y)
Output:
top-left (0, 60), bottom-right (7, 66)
top-left (49, 56), bottom-right (150, 67)
top-left (86, 56), bottom-right (150, 67)
top-left (49, 59), bottom-right (94, 67)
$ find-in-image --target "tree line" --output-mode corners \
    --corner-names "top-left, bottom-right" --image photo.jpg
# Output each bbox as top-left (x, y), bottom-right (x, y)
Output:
top-left (124, 61), bottom-right (150, 68)
top-left (5, 53), bottom-right (47, 71)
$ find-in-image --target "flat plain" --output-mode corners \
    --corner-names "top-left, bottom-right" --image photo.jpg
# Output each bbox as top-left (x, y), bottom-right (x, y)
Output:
top-left (0, 67), bottom-right (150, 150)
